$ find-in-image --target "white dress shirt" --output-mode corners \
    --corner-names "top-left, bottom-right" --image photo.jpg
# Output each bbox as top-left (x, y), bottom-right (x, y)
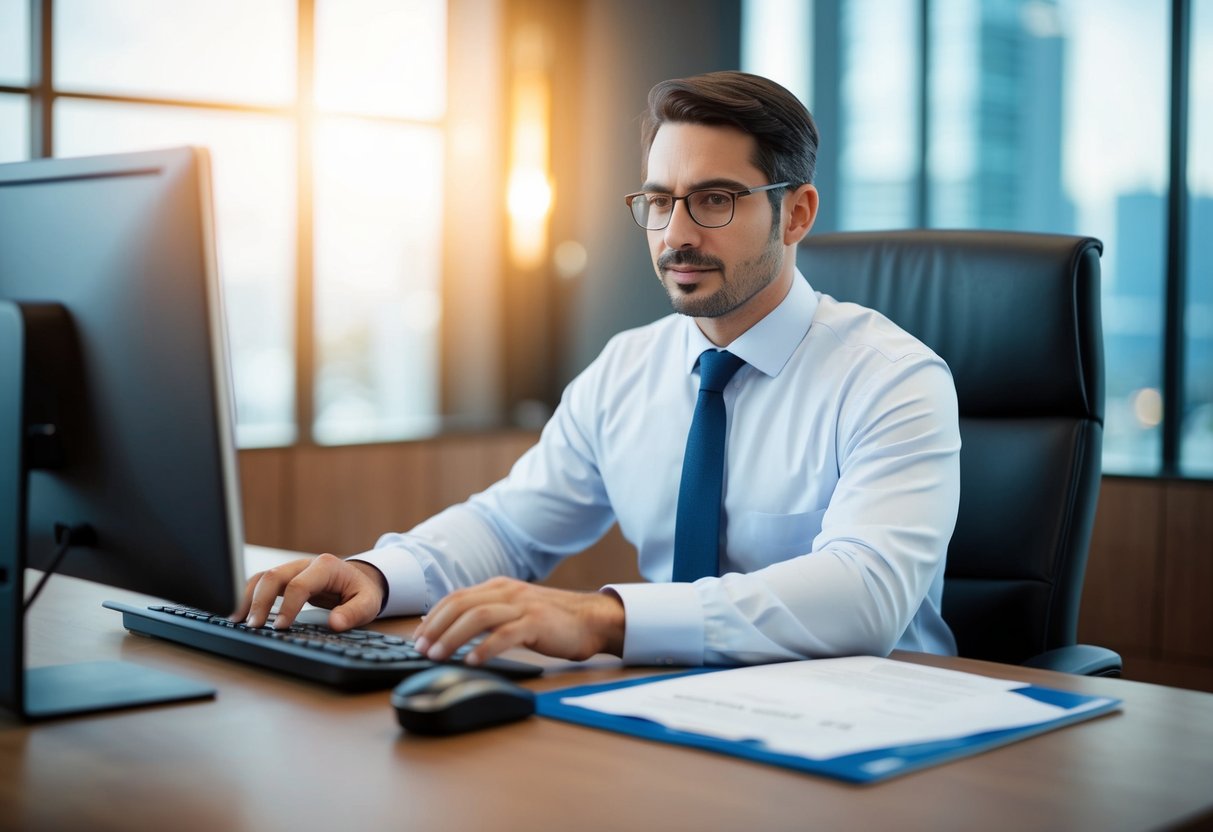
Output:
top-left (352, 270), bottom-right (961, 666)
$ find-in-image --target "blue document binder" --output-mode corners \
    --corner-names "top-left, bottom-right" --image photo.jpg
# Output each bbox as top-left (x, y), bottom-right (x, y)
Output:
top-left (535, 670), bottom-right (1122, 784)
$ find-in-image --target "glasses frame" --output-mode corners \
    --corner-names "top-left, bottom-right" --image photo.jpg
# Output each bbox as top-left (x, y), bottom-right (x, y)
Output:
top-left (623, 181), bottom-right (792, 230)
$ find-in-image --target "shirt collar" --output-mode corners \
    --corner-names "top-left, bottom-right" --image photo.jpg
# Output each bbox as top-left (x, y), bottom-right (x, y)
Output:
top-left (682, 268), bottom-right (818, 378)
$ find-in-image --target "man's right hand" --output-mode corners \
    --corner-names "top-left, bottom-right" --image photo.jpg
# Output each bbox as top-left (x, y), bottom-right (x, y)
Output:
top-left (229, 554), bottom-right (387, 632)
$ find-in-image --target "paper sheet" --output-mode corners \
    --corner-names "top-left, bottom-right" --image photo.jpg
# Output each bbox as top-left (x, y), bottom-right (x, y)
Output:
top-left (561, 656), bottom-right (1104, 760)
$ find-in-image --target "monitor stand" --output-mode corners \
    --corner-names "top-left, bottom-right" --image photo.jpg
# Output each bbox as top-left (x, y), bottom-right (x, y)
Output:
top-left (22, 661), bottom-right (214, 720)
top-left (0, 301), bottom-right (215, 721)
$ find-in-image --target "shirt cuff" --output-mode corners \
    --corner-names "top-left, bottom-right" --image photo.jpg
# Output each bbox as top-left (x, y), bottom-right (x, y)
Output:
top-left (604, 582), bottom-right (704, 666)
top-left (346, 547), bottom-right (429, 618)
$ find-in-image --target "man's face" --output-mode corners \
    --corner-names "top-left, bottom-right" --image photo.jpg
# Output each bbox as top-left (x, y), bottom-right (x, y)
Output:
top-left (643, 122), bottom-right (785, 321)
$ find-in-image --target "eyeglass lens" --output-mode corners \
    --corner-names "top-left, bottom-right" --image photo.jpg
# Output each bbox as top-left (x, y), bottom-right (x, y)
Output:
top-left (630, 190), bottom-right (736, 230)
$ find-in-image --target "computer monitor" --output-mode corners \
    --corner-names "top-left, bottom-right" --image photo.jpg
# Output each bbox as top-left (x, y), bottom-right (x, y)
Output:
top-left (0, 147), bottom-right (245, 719)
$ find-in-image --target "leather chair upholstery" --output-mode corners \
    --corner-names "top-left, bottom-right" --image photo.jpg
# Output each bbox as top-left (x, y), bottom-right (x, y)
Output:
top-left (797, 230), bottom-right (1121, 676)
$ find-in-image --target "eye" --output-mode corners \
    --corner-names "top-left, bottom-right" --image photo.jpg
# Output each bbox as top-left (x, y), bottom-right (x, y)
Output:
top-left (698, 191), bottom-right (732, 208)
top-left (646, 194), bottom-right (673, 210)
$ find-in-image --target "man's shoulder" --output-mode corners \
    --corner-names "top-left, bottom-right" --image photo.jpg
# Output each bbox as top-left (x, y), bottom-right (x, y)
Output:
top-left (598, 312), bottom-right (685, 359)
top-left (808, 292), bottom-right (943, 367)
top-left (562, 313), bottom-right (684, 401)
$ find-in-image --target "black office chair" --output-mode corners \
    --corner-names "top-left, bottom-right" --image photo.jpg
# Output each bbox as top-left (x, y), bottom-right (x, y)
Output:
top-left (797, 230), bottom-right (1122, 677)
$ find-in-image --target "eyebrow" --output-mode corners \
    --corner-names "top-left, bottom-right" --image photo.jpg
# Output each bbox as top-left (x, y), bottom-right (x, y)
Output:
top-left (638, 177), bottom-right (753, 194)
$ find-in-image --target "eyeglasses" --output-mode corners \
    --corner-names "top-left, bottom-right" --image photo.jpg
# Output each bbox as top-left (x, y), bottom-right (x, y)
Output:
top-left (624, 182), bottom-right (791, 230)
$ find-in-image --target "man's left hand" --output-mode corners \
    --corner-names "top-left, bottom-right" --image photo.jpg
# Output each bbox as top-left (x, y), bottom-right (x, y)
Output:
top-left (411, 578), bottom-right (625, 665)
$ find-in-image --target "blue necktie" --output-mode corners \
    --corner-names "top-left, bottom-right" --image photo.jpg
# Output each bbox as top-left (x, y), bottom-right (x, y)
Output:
top-left (673, 349), bottom-right (746, 582)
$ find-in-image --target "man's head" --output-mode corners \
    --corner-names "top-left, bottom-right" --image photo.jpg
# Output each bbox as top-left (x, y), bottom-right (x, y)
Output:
top-left (633, 72), bottom-right (820, 344)
top-left (640, 71), bottom-right (819, 211)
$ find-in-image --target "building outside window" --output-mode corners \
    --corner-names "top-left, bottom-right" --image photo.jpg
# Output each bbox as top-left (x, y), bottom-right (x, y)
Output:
top-left (744, 0), bottom-right (1211, 477)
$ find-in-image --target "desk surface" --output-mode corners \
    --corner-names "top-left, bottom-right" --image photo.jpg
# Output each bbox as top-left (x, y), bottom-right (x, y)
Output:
top-left (3, 548), bottom-right (1212, 832)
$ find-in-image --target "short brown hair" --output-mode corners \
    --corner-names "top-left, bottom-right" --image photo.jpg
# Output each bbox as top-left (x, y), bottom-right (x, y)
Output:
top-left (641, 71), bottom-right (819, 202)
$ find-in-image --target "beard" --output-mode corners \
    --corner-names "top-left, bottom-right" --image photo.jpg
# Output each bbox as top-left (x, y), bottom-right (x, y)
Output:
top-left (656, 225), bottom-right (783, 319)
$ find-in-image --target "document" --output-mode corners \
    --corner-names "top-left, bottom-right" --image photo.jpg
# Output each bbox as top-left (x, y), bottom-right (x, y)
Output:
top-left (560, 656), bottom-right (1112, 760)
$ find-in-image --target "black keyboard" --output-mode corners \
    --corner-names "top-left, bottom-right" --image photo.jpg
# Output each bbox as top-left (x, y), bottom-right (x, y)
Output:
top-left (103, 601), bottom-right (544, 690)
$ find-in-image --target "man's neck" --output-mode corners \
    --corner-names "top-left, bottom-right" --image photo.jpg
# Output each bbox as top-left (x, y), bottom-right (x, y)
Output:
top-left (694, 267), bottom-right (795, 347)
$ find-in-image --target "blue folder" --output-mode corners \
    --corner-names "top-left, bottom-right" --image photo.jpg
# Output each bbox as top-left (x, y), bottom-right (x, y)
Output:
top-left (535, 669), bottom-right (1122, 784)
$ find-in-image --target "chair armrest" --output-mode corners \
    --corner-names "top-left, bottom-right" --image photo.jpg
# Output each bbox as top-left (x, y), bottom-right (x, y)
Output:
top-left (1021, 645), bottom-right (1123, 677)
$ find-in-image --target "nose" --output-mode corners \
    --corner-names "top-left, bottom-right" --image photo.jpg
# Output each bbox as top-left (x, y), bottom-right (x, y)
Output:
top-left (661, 198), bottom-right (702, 251)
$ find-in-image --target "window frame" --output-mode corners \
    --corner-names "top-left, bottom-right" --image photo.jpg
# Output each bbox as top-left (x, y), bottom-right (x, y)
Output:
top-left (0, 0), bottom-right (453, 448)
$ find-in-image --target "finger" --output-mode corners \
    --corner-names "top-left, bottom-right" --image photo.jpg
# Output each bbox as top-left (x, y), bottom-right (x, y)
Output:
top-left (328, 561), bottom-right (388, 631)
top-left (272, 554), bottom-right (346, 629)
top-left (413, 584), bottom-right (499, 650)
top-left (412, 587), bottom-right (479, 646)
top-left (327, 593), bottom-right (379, 632)
top-left (245, 560), bottom-right (312, 627)
top-left (413, 592), bottom-right (484, 656)
top-left (229, 571), bottom-right (265, 622)
top-left (423, 602), bottom-right (519, 662)
top-left (465, 619), bottom-right (530, 666)
top-left (414, 578), bottom-right (519, 644)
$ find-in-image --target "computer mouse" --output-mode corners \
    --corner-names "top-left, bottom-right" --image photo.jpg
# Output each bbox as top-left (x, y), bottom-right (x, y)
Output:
top-left (391, 665), bottom-right (536, 736)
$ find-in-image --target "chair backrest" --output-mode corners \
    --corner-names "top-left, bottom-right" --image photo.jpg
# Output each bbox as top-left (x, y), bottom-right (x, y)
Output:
top-left (797, 230), bottom-right (1104, 664)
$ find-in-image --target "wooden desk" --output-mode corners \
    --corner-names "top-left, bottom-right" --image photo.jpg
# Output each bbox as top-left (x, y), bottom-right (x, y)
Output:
top-left (3, 548), bottom-right (1212, 832)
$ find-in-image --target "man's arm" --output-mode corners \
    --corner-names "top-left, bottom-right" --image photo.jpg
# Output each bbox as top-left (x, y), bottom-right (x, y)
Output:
top-left (235, 352), bottom-right (620, 637)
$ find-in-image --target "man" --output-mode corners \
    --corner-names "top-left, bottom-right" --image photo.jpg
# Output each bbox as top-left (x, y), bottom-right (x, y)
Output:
top-left (234, 71), bottom-right (961, 668)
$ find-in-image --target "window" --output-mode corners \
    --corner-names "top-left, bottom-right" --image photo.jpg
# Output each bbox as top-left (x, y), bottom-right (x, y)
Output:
top-left (1185, 0), bottom-right (1213, 475)
top-left (0, 0), bottom-right (30, 163)
top-left (54, 99), bottom-right (298, 446)
top-left (840, 0), bottom-right (919, 231)
top-left (0, 0), bottom-right (28, 87)
top-left (740, 0), bottom-right (813, 108)
top-left (310, 0), bottom-right (447, 444)
top-left (312, 118), bottom-right (443, 443)
top-left (314, 0), bottom-right (445, 121)
top-left (1059, 1), bottom-right (1170, 473)
top-left (54, 0), bottom-right (296, 106)
top-left (3, 0), bottom-right (447, 447)
top-left (743, 0), bottom-right (1208, 479)
top-left (930, 0), bottom-right (1170, 474)
top-left (0, 94), bottom-right (27, 162)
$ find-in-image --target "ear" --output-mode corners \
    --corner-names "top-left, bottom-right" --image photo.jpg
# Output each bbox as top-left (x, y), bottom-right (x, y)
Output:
top-left (782, 184), bottom-right (819, 246)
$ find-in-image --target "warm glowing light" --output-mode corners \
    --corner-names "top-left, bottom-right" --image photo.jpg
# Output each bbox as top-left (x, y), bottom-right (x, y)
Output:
top-left (1132, 387), bottom-right (1163, 428)
top-left (507, 168), bottom-right (553, 221)
top-left (506, 25), bottom-right (552, 270)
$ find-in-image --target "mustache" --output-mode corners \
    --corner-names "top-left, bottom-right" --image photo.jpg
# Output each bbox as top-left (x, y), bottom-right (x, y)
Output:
top-left (657, 249), bottom-right (724, 272)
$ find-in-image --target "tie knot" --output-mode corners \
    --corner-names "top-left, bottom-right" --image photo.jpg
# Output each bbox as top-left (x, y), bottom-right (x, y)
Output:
top-left (697, 350), bottom-right (746, 393)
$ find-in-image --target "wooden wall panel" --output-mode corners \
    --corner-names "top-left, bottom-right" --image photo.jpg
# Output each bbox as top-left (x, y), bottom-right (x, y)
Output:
top-left (485, 432), bottom-right (540, 481)
top-left (433, 434), bottom-right (501, 509)
top-left (269, 432), bottom-right (542, 557)
top-left (1078, 479), bottom-right (1163, 654)
top-left (1120, 654), bottom-right (1213, 694)
top-left (289, 443), bottom-right (441, 556)
top-left (237, 448), bottom-right (290, 548)
top-left (1161, 483), bottom-right (1213, 660)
